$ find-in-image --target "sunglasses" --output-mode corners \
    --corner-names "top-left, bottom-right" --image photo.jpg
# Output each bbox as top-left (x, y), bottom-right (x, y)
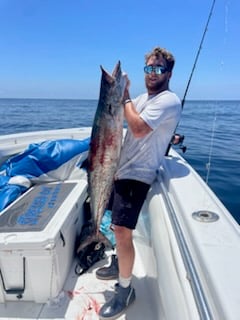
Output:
top-left (144, 65), bottom-right (168, 75)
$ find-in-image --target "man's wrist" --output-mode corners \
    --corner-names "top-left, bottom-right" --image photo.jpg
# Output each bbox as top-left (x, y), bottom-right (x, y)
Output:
top-left (124, 99), bottom-right (132, 105)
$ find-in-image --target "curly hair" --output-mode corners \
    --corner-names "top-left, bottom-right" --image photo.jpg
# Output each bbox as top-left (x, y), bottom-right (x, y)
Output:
top-left (145, 47), bottom-right (175, 72)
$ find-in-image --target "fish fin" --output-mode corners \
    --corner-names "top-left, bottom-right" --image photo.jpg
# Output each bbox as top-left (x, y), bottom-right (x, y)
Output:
top-left (77, 234), bottom-right (96, 253)
top-left (97, 230), bottom-right (115, 250)
top-left (75, 241), bottom-right (105, 275)
top-left (76, 230), bottom-right (114, 253)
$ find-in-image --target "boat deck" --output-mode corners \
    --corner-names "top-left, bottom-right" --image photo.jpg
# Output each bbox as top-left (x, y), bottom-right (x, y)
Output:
top-left (1, 128), bottom-right (240, 320)
top-left (0, 228), bottom-right (161, 320)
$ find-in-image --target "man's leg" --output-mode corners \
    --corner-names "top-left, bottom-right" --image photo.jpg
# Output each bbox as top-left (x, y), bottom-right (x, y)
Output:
top-left (115, 225), bottom-right (134, 287)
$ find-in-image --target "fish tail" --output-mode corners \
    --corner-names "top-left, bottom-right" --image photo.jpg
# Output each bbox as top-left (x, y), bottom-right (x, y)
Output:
top-left (76, 230), bottom-right (113, 253)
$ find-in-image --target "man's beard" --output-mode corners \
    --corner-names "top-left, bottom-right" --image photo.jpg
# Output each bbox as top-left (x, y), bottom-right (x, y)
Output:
top-left (145, 78), bottom-right (167, 94)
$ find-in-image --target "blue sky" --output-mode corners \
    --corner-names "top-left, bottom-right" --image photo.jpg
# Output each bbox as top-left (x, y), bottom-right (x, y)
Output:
top-left (0, 0), bottom-right (239, 100)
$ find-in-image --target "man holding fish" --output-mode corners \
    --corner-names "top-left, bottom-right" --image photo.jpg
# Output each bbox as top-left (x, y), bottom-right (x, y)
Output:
top-left (97, 46), bottom-right (182, 319)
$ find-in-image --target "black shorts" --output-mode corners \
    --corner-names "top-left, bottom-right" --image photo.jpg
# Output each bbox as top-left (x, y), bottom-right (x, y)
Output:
top-left (110, 179), bottom-right (150, 230)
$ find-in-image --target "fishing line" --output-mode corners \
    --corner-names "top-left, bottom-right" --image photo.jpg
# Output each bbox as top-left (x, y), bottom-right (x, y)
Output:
top-left (220, 1), bottom-right (229, 70)
top-left (181, 0), bottom-right (216, 108)
top-left (205, 106), bottom-right (217, 184)
top-left (205, 1), bottom-right (229, 184)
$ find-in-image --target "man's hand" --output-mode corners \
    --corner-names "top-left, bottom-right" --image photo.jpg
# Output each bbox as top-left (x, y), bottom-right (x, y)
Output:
top-left (122, 75), bottom-right (131, 103)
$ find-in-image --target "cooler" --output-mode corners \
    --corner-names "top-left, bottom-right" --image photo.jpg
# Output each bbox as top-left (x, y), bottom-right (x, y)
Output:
top-left (0, 180), bottom-right (88, 303)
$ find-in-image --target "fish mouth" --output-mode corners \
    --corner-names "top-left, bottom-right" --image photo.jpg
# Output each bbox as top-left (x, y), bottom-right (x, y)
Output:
top-left (100, 61), bottom-right (126, 84)
top-left (100, 61), bottom-right (121, 83)
top-left (112, 60), bottom-right (121, 78)
top-left (100, 65), bottom-right (115, 85)
top-left (99, 61), bottom-right (127, 102)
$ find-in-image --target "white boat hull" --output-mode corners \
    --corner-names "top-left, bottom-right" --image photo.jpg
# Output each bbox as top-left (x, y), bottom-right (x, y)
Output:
top-left (0, 127), bottom-right (239, 320)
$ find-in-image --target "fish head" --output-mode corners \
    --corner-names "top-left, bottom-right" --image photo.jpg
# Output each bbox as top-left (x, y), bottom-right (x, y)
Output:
top-left (98, 61), bottom-right (127, 121)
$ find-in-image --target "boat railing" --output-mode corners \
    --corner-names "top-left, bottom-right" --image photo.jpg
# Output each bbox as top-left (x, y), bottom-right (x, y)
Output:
top-left (159, 173), bottom-right (213, 320)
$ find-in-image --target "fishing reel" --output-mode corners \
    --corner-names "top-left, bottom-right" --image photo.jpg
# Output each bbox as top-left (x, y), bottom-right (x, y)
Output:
top-left (165, 133), bottom-right (187, 155)
top-left (171, 133), bottom-right (187, 153)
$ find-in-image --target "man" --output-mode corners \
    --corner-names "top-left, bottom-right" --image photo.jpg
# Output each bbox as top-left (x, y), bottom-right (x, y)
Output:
top-left (98, 46), bottom-right (182, 319)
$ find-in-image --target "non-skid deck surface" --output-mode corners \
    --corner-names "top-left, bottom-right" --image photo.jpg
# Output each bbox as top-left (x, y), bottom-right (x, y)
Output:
top-left (0, 231), bottom-right (161, 320)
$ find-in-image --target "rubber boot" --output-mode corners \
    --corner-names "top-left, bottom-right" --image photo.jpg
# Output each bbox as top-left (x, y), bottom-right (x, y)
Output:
top-left (96, 254), bottom-right (119, 280)
top-left (99, 283), bottom-right (135, 319)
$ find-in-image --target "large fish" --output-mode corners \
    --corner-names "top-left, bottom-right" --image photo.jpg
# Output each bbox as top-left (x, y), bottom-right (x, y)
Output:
top-left (77, 61), bottom-right (127, 252)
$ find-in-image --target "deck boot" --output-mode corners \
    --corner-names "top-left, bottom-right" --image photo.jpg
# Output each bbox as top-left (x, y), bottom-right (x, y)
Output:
top-left (99, 283), bottom-right (135, 320)
top-left (96, 254), bottom-right (119, 280)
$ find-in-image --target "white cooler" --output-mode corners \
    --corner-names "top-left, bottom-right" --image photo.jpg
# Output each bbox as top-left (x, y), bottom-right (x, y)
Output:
top-left (0, 180), bottom-right (88, 303)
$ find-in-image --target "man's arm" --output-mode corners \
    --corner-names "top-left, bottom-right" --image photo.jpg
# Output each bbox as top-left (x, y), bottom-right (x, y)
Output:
top-left (122, 78), bottom-right (152, 138)
top-left (124, 100), bottom-right (152, 138)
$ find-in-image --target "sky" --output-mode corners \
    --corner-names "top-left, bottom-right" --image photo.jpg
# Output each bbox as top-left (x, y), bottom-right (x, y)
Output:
top-left (0, 0), bottom-right (239, 100)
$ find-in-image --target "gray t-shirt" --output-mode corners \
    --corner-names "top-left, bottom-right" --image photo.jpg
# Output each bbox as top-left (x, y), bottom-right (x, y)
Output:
top-left (115, 90), bottom-right (182, 184)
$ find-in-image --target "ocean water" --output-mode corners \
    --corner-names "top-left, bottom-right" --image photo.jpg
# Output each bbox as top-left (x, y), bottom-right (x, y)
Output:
top-left (0, 98), bottom-right (239, 223)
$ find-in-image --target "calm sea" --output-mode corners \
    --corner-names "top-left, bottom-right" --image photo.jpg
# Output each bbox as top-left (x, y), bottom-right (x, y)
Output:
top-left (0, 98), bottom-right (239, 223)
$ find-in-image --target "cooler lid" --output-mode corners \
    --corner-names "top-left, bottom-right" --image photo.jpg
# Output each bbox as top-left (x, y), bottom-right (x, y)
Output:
top-left (0, 182), bottom-right (77, 232)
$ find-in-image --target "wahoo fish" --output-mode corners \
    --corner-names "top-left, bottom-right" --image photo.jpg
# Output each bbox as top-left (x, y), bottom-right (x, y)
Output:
top-left (77, 61), bottom-right (127, 252)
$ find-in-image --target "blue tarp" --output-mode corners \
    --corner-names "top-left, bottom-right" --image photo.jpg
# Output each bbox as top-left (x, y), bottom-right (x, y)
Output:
top-left (0, 138), bottom-right (90, 212)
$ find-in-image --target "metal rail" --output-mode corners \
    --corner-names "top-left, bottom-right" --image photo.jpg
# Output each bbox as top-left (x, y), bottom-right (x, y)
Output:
top-left (159, 175), bottom-right (213, 320)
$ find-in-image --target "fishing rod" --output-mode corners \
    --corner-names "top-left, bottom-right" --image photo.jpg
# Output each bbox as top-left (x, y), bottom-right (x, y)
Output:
top-left (181, 0), bottom-right (216, 108)
top-left (169, 0), bottom-right (217, 155)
